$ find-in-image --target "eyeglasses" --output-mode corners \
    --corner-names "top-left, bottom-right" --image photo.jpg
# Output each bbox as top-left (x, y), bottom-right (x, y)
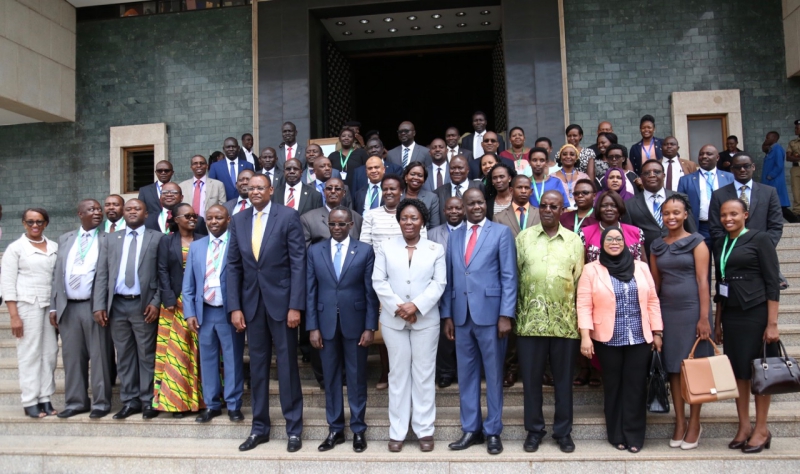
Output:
top-left (155, 169), bottom-right (172, 174)
top-left (325, 186), bottom-right (344, 192)
top-left (730, 164), bottom-right (753, 171)
top-left (248, 186), bottom-right (269, 192)
top-left (641, 170), bottom-right (663, 177)
top-left (573, 191), bottom-right (593, 196)
top-left (176, 213), bottom-right (198, 220)
top-left (483, 138), bottom-right (498, 143)
top-left (161, 190), bottom-right (181, 196)
top-left (539, 204), bottom-right (561, 211)
top-left (327, 222), bottom-right (352, 228)
top-left (24, 220), bottom-right (46, 226)
top-left (604, 237), bottom-right (624, 243)
top-left (397, 129), bottom-right (413, 134)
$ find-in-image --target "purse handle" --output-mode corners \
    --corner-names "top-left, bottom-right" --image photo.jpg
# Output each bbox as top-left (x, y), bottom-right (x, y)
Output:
top-left (687, 337), bottom-right (721, 359)
top-left (761, 339), bottom-right (791, 366)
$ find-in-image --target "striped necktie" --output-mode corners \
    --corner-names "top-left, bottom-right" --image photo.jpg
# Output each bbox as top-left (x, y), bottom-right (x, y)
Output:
top-left (68, 232), bottom-right (89, 290)
top-left (402, 148), bottom-right (410, 168)
top-left (204, 239), bottom-right (221, 303)
top-left (652, 194), bottom-right (663, 227)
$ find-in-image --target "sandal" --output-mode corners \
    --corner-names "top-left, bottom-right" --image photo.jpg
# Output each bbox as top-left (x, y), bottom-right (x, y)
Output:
top-left (24, 405), bottom-right (45, 418)
top-left (589, 377), bottom-right (602, 387)
top-left (628, 446), bottom-right (641, 453)
top-left (615, 443), bottom-right (627, 451)
top-left (39, 402), bottom-right (57, 416)
top-left (573, 368), bottom-right (590, 386)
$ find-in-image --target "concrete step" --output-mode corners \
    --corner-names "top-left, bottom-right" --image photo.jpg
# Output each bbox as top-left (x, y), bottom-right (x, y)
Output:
top-left (2, 435), bottom-right (799, 473)
top-left (781, 223), bottom-right (800, 238)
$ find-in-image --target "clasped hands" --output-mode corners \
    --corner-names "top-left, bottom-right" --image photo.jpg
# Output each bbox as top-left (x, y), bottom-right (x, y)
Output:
top-left (395, 302), bottom-right (418, 324)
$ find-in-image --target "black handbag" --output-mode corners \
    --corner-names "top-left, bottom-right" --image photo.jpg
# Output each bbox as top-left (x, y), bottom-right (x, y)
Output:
top-left (751, 340), bottom-right (800, 395)
top-left (647, 350), bottom-right (670, 413)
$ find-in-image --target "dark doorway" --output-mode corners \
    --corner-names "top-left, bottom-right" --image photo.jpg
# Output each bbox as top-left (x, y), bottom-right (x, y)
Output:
top-left (349, 47), bottom-right (495, 149)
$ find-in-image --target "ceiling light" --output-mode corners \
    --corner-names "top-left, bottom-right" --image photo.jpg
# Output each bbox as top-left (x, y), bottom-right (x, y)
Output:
top-left (388, 28), bottom-right (398, 32)
top-left (456, 12), bottom-right (466, 17)
top-left (365, 29), bottom-right (374, 34)
top-left (434, 24), bottom-right (444, 29)
top-left (335, 21), bottom-right (345, 26)
top-left (411, 26), bottom-right (421, 30)
top-left (343, 31), bottom-right (352, 36)
top-left (431, 14), bottom-right (441, 19)
top-left (359, 19), bottom-right (369, 24)
top-left (407, 15), bottom-right (417, 21)
top-left (481, 21), bottom-right (491, 26)
top-left (480, 10), bottom-right (490, 15)
top-left (457, 23), bottom-right (467, 27)
top-left (383, 17), bottom-right (393, 22)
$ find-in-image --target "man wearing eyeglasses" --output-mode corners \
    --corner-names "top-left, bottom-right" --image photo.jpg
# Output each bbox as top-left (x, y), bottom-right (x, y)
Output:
top-left (138, 160), bottom-right (174, 215)
top-left (224, 169), bottom-right (255, 217)
top-left (469, 131), bottom-right (514, 180)
top-left (144, 182), bottom-right (208, 236)
top-left (386, 121), bottom-right (431, 169)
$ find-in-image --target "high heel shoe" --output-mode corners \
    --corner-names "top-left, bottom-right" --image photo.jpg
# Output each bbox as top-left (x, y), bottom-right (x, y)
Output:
top-left (669, 421), bottom-right (688, 448)
top-left (742, 432), bottom-right (771, 453)
top-left (680, 425), bottom-right (702, 450)
top-left (728, 437), bottom-right (749, 449)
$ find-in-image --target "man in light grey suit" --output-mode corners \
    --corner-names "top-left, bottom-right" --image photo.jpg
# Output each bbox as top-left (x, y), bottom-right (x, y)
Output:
top-left (50, 199), bottom-right (113, 419)
top-left (302, 177), bottom-right (363, 247)
top-left (277, 121), bottom-right (306, 170)
top-left (386, 121), bottom-right (431, 168)
top-left (179, 155), bottom-right (227, 218)
top-left (92, 198), bottom-right (163, 420)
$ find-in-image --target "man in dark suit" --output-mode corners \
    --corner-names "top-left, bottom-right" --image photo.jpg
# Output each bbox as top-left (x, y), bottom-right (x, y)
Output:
top-left (277, 122), bottom-right (306, 170)
top-left (435, 155), bottom-right (484, 224)
top-left (442, 188), bottom-right (518, 455)
top-left (302, 177), bottom-right (363, 247)
top-left (423, 138), bottom-right (451, 192)
top-left (274, 158), bottom-right (323, 216)
top-left (350, 138), bottom-right (403, 193)
top-left (209, 137), bottom-right (256, 202)
top-left (50, 199), bottom-right (112, 419)
top-left (445, 127), bottom-right (473, 162)
top-left (228, 174), bottom-right (305, 453)
top-left (144, 182), bottom-right (208, 235)
top-left (427, 196), bottom-right (465, 388)
top-left (237, 133), bottom-right (257, 170)
top-left (353, 157), bottom-right (385, 216)
top-left (224, 169), bottom-right (256, 217)
top-left (92, 199), bottom-right (163, 420)
top-left (312, 156), bottom-right (352, 209)
top-left (461, 111), bottom-right (506, 158)
top-left (137, 160), bottom-right (174, 215)
top-left (623, 160), bottom-right (696, 259)
top-left (183, 205), bottom-right (246, 423)
top-left (258, 147), bottom-right (284, 185)
top-left (468, 132), bottom-right (515, 180)
top-left (306, 206), bottom-right (379, 453)
top-left (302, 144), bottom-right (342, 185)
top-left (386, 121), bottom-right (431, 168)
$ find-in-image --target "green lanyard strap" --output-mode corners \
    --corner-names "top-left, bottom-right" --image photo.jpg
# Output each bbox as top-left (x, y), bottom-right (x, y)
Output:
top-left (573, 208), bottom-right (594, 233)
top-left (720, 229), bottom-right (748, 280)
top-left (77, 228), bottom-right (98, 262)
top-left (339, 148), bottom-right (353, 170)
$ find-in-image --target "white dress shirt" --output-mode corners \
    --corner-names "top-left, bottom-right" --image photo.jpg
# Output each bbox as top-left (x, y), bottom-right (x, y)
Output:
top-left (643, 188), bottom-right (667, 219)
top-left (285, 143), bottom-right (297, 161)
top-left (65, 227), bottom-right (100, 300)
top-left (226, 158), bottom-right (241, 181)
top-left (661, 156), bottom-right (684, 191)
top-left (402, 142), bottom-right (418, 164)
top-left (330, 236), bottom-right (351, 276)
top-left (104, 219), bottom-right (126, 233)
top-left (284, 182), bottom-right (303, 211)
top-left (115, 226), bottom-right (145, 296)
top-left (193, 175), bottom-right (208, 217)
top-left (464, 218), bottom-right (487, 254)
top-left (447, 147), bottom-right (461, 161)
top-left (698, 167), bottom-right (720, 221)
top-left (156, 181), bottom-right (164, 198)
top-left (204, 231), bottom-right (228, 307)
top-left (242, 148), bottom-right (256, 168)
top-left (473, 132), bottom-right (485, 156)
top-left (232, 198), bottom-right (250, 215)
top-left (263, 168), bottom-right (277, 184)
top-left (432, 162), bottom-right (448, 186)
top-left (451, 182), bottom-right (467, 197)
top-left (158, 208), bottom-right (170, 233)
top-left (252, 203), bottom-right (271, 239)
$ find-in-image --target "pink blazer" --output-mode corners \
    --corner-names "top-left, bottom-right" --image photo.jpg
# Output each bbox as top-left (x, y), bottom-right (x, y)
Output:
top-left (577, 260), bottom-right (664, 343)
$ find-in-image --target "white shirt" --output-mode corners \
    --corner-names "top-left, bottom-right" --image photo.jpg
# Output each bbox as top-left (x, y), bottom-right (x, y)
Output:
top-left (204, 231), bottom-right (228, 307)
top-left (402, 142), bottom-right (417, 163)
top-left (156, 181), bottom-right (164, 198)
top-left (104, 219), bottom-right (126, 233)
top-left (158, 208), bottom-right (171, 233)
top-left (242, 148), bottom-right (256, 168)
top-left (365, 182), bottom-right (382, 212)
top-left (698, 168), bottom-right (720, 221)
top-left (285, 143), bottom-right (297, 161)
top-left (192, 175), bottom-right (208, 218)
top-left (284, 182), bottom-right (303, 211)
top-left (330, 236), bottom-right (351, 275)
top-left (451, 182), bottom-right (467, 197)
top-left (432, 162), bottom-right (448, 186)
top-left (115, 226), bottom-right (145, 296)
top-left (644, 188), bottom-right (667, 219)
top-left (473, 132), bottom-right (485, 156)
top-left (447, 147), bottom-right (461, 161)
top-left (65, 227), bottom-right (100, 300)
top-left (232, 198), bottom-right (250, 215)
top-left (262, 168), bottom-right (277, 184)
top-left (464, 218), bottom-right (487, 254)
top-left (252, 203), bottom-right (271, 241)
top-left (662, 156), bottom-right (684, 191)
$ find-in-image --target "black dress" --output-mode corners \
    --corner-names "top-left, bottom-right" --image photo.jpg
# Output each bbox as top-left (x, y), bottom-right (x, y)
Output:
top-left (329, 148), bottom-right (369, 189)
top-left (713, 230), bottom-right (780, 379)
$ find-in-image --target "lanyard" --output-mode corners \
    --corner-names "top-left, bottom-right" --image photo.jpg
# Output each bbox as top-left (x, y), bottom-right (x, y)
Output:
top-left (720, 229), bottom-right (748, 280)
top-left (159, 210), bottom-right (171, 234)
top-left (642, 141), bottom-right (654, 161)
top-left (207, 233), bottom-right (229, 273)
top-left (560, 169), bottom-right (577, 196)
top-left (339, 148), bottom-right (354, 170)
top-left (574, 208), bottom-right (594, 232)
top-left (532, 178), bottom-right (546, 205)
top-left (77, 228), bottom-right (98, 262)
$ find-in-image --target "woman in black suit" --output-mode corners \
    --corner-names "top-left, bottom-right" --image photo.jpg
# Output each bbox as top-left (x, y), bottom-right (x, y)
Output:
top-left (628, 115), bottom-right (663, 175)
top-left (714, 198), bottom-right (781, 453)
top-left (153, 203), bottom-right (205, 416)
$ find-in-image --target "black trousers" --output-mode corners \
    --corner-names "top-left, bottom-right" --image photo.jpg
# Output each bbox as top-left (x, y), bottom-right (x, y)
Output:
top-left (518, 336), bottom-right (578, 438)
top-left (593, 341), bottom-right (651, 448)
top-left (436, 323), bottom-right (457, 380)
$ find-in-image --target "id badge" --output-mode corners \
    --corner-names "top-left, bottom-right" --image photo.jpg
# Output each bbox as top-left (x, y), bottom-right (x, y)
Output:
top-left (340, 171), bottom-right (348, 180)
top-left (207, 275), bottom-right (221, 288)
top-left (719, 283), bottom-right (729, 297)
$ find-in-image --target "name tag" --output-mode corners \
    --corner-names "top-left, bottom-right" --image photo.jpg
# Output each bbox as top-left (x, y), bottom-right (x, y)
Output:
top-left (719, 283), bottom-right (729, 298)
top-left (207, 275), bottom-right (220, 288)
top-left (340, 171), bottom-right (348, 180)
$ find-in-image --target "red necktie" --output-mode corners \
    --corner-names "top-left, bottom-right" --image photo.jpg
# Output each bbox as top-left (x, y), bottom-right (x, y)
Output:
top-left (110, 222), bottom-right (116, 233)
top-left (193, 180), bottom-right (202, 214)
top-left (167, 209), bottom-right (172, 221)
top-left (286, 146), bottom-right (293, 161)
top-left (239, 200), bottom-right (246, 211)
top-left (465, 224), bottom-right (479, 265)
top-left (286, 187), bottom-right (295, 209)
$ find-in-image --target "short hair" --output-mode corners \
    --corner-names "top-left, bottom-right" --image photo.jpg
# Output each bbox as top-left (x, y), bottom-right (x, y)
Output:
top-left (344, 120), bottom-right (361, 128)
top-left (528, 147), bottom-right (550, 160)
top-left (534, 137), bottom-right (552, 148)
top-left (282, 121), bottom-right (296, 130)
top-left (106, 194), bottom-right (125, 205)
top-left (511, 174), bottom-right (532, 186)
top-left (727, 135), bottom-right (738, 142)
top-left (732, 152), bottom-right (753, 163)
top-left (593, 190), bottom-right (627, 218)
top-left (446, 126), bottom-right (460, 135)
top-left (768, 131), bottom-right (780, 140)
top-left (606, 143), bottom-right (628, 158)
top-left (190, 154), bottom-right (207, 164)
top-left (598, 132), bottom-right (618, 144)
top-left (404, 160), bottom-right (428, 181)
top-left (395, 198), bottom-right (430, 227)
top-left (509, 126), bottom-right (525, 136)
top-left (663, 193), bottom-right (692, 213)
top-left (209, 151), bottom-right (224, 162)
top-left (77, 199), bottom-right (100, 212)
top-left (241, 133), bottom-right (253, 141)
top-left (366, 136), bottom-right (383, 147)
top-left (485, 162), bottom-right (518, 198)
top-left (381, 173), bottom-right (405, 191)
top-left (169, 203), bottom-right (194, 233)
top-left (307, 143), bottom-right (323, 153)
top-left (329, 205), bottom-right (353, 222)
top-left (574, 178), bottom-right (596, 191)
top-left (640, 114), bottom-right (656, 126)
top-left (23, 207), bottom-right (50, 224)
top-left (249, 172), bottom-right (271, 187)
top-left (641, 159), bottom-right (665, 172)
top-left (472, 110), bottom-right (487, 120)
top-left (339, 128), bottom-right (355, 138)
top-left (565, 124), bottom-right (584, 136)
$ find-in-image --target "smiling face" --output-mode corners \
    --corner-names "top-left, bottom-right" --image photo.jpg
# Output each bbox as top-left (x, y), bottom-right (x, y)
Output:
top-left (429, 138), bottom-right (447, 162)
top-left (491, 166), bottom-right (511, 193)
top-left (480, 154), bottom-right (498, 176)
top-left (599, 194), bottom-right (621, 226)
top-left (726, 137), bottom-right (738, 153)
top-left (205, 205), bottom-right (230, 237)
top-left (305, 144), bottom-right (323, 166)
top-left (190, 155), bottom-right (208, 178)
top-left (472, 113), bottom-right (487, 133)
top-left (661, 198), bottom-right (688, 231)
top-left (720, 200), bottom-right (748, 235)
top-left (247, 174), bottom-right (274, 210)
top-left (365, 156), bottom-right (385, 184)
top-left (382, 178), bottom-right (403, 208)
top-left (566, 128), bottom-right (582, 147)
top-left (282, 123), bottom-right (297, 145)
top-left (236, 170), bottom-right (254, 198)
top-left (597, 135), bottom-right (611, 156)
top-left (174, 205), bottom-right (198, 233)
top-left (640, 120), bottom-right (655, 139)
top-left (104, 195), bottom-right (124, 222)
top-left (328, 209), bottom-right (353, 242)
top-left (444, 197), bottom-right (466, 226)
top-left (697, 145), bottom-right (719, 171)
top-left (482, 132), bottom-right (500, 154)
top-left (463, 189), bottom-right (487, 224)
top-left (339, 129), bottom-right (355, 149)
top-left (405, 164), bottom-right (426, 192)
top-left (22, 210), bottom-right (47, 239)
top-left (510, 129), bottom-right (525, 148)
top-left (560, 147), bottom-right (577, 168)
top-left (641, 161), bottom-right (664, 193)
top-left (224, 138), bottom-right (239, 160)
top-left (603, 228), bottom-right (625, 256)
top-left (160, 182), bottom-right (182, 208)
top-left (450, 157), bottom-right (469, 184)
top-left (445, 128), bottom-right (460, 149)
top-left (399, 204), bottom-right (424, 241)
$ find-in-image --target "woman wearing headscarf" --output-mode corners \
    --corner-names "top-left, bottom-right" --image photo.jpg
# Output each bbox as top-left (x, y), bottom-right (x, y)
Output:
top-left (597, 168), bottom-right (635, 202)
top-left (577, 226), bottom-right (663, 453)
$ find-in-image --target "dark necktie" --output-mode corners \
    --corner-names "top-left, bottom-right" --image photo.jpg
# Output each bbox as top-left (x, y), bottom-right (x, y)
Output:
top-left (110, 222), bottom-right (116, 233)
top-left (124, 231), bottom-right (138, 288)
top-left (666, 159), bottom-right (674, 190)
top-left (437, 168), bottom-right (444, 189)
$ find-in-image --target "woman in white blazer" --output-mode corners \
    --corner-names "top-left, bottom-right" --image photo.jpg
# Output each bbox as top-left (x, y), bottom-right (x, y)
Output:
top-left (372, 198), bottom-right (446, 453)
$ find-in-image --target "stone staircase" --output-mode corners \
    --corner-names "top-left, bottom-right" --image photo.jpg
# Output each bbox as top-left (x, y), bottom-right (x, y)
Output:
top-left (2, 226), bottom-right (800, 472)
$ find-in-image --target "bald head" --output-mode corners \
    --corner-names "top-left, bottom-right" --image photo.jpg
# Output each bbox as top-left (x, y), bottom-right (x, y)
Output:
top-left (366, 156), bottom-right (385, 184)
top-left (398, 121), bottom-right (416, 147)
top-left (597, 121), bottom-right (613, 134)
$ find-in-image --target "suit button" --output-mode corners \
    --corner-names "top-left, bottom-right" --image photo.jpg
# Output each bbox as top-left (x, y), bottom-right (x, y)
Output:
top-left (407, 280), bottom-right (410, 284)
top-left (465, 272), bottom-right (470, 275)
top-left (406, 295), bottom-right (410, 299)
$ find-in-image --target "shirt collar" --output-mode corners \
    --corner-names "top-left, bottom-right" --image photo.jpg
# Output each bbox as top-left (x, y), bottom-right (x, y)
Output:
top-left (238, 197), bottom-right (250, 205)
top-left (662, 155), bottom-right (678, 162)
top-left (252, 202), bottom-right (271, 216)
top-left (447, 222), bottom-right (464, 232)
top-left (212, 230), bottom-right (229, 243)
top-left (644, 188), bottom-right (666, 201)
top-left (467, 218), bottom-right (487, 229)
top-left (79, 226), bottom-right (98, 236)
top-left (530, 223), bottom-right (568, 240)
top-left (287, 180), bottom-right (301, 190)
top-left (193, 175), bottom-right (207, 184)
top-left (739, 179), bottom-right (753, 189)
top-left (128, 225), bottom-right (145, 236)
top-left (702, 167), bottom-right (718, 175)
top-left (332, 236), bottom-right (350, 248)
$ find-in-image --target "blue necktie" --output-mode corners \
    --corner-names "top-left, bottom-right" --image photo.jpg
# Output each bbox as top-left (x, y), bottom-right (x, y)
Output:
top-left (334, 243), bottom-right (342, 280)
top-left (652, 194), bottom-right (663, 227)
top-left (369, 185), bottom-right (379, 209)
top-left (704, 171), bottom-right (715, 200)
top-left (317, 182), bottom-right (326, 205)
top-left (229, 160), bottom-right (236, 185)
top-left (402, 148), bottom-right (409, 168)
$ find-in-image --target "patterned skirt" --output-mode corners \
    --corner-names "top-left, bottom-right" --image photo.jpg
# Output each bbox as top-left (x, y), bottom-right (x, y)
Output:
top-left (152, 297), bottom-right (204, 412)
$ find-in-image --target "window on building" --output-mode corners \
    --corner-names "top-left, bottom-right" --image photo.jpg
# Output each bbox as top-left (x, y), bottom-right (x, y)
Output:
top-left (124, 146), bottom-right (156, 194)
top-left (687, 114), bottom-right (728, 163)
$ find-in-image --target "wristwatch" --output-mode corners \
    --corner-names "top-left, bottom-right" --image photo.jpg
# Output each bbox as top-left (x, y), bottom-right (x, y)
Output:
top-left (653, 332), bottom-right (663, 337)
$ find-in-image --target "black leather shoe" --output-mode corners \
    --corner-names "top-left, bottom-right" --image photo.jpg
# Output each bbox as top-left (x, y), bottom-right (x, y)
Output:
top-left (195, 409), bottom-right (222, 423)
top-left (438, 377), bottom-right (454, 388)
top-left (57, 408), bottom-right (89, 418)
top-left (523, 432), bottom-right (543, 452)
top-left (228, 409), bottom-right (244, 422)
top-left (318, 431), bottom-right (345, 451)
top-left (239, 434), bottom-right (269, 451)
top-left (89, 409), bottom-right (109, 419)
top-left (287, 435), bottom-right (302, 452)
top-left (556, 435), bottom-right (576, 453)
top-left (142, 408), bottom-right (160, 419)
top-left (448, 431), bottom-right (485, 450)
top-left (112, 406), bottom-right (141, 420)
top-left (353, 432), bottom-right (367, 452)
top-left (487, 435), bottom-right (503, 455)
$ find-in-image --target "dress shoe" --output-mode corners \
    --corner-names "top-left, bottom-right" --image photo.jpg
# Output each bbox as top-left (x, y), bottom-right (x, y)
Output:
top-left (353, 432), bottom-right (367, 452)
top-left (375, 381), bottom-right (388, 390)
top-left (142, 408), bottom-right (160, 419)
top-left (39, 402), bottom-right (57, 416)
top-left (172, 412), bottom-right (185, 419)
top-left (556, 435), bottom-right (576, 453)
top-left (438, 377), bottom-right (454, 388)
top-left (239, 434), bottom-right (269, 451)
top-left (195, 409), bottom-right (222, 423)
top-left (523, 432), bottom-right (543, 452)
top-left (742, 432), bottom-right (771, 453)
top-left (89, 409), bottom-right (109, 419)
top-left (228, 409), bottom-right (244, 422)
top-left (57, 408), bottom-right (89, 418)
top-left (503, 372), bottom-right (517, 388)
top-left (486, 435), bottom-right (503, 455)
top-left (448, 431), bottom-right (485, 450)
top-left (680, 425), bottom-right (702, 450)
top-left (728, 437), bottom-right (750, 449)
top-left (112, 406), bottom-right (142, 420)
top-left (23, 405), bottom-right (44, 418)
top-left (287, 435), bottom-right (302, 452)
top-left (388, 439), bottom-right (403, 452)
top-left (318, 431), bottom-right (345, 451)
top-left (419, 436), bottom-right (434, 452)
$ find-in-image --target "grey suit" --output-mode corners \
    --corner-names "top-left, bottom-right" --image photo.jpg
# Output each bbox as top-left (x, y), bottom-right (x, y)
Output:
top-left (259, 168), bottom-right (284, 189)
top-left (93, 227), bottom-right (163, 410)
top-left (623, 190), bottom-right (697, 259)
top-left (709, 181), bottom-right (783, 246)
top-left (434, 181), bottom-right (484, 225)
top-left (277, 143), bottom-right (306, 170)
top-left (224, 197), bottom-right (250, 217)
top-left (404, 189), bottom-right (441, 229)
top-left (179, 177), bottom-right (227, 213)
top-left (301, 206), bottom-right (363, 248)
top-left (51, 228), bottom-right (112, 412)
top-left (492, 205), bottom-right (541, 238)
top-left (386, 143), bottom-right (431, 168)
top-left (423, 162), bottom-right (452, 193)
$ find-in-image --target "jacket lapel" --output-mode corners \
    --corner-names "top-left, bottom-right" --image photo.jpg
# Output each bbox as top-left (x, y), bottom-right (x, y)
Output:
top-left (61, 231), bottom-right (78, 272)
top-left (240, 210), bottom-right (255, 260)
top-left (320, 241), bottom-right (337, 281)
top-left (257, 204), bottom-right (278, 262)
top-left (466, 221), bottom-right (491, 268)
top-left (339, 240), bottom-right (360, 281)
top-left (139, 229), bottom-right (153, 267)
top-left (749, 183), bottom-right (760, 213)
top-left (636, 193), bottom-right (659, 228)
top-left (692, 172), bottom-right (701, 200)
top-left (597, 263), bottom-right (614, 292)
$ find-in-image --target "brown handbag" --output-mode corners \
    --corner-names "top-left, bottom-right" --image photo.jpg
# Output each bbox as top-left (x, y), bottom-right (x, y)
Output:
top-left (751, 340), bottom-right (800, 395)
top-left (680, 338), bottom-right (739, 404)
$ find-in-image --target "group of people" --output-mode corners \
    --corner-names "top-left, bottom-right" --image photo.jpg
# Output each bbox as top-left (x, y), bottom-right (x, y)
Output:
top-left (0, 112), bottom-right (792, 456)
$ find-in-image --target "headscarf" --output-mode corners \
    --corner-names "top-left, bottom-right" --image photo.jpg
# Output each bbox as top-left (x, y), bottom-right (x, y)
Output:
top-left (599, 167), bottom-right (634, 201)
top-left (557, 144), bottom-right (580, 164)
top-left (599, 226), bottom-right (635, 282)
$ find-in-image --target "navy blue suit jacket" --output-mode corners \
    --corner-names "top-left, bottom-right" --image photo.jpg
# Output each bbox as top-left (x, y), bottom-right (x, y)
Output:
top-left (441, 220), bottom-right (518, 326)
top-left (350, 162), bottom-right (404, 193)
top-left (209, 159), bottom-right (255, 203)
top-left (306, 239), bottom-right (379, 340)
top-left (629, 137), bottom-right (663, 175)
top-left (677, 169), bottom-right (734, 230)
top-left (227, 203), bottom-right (306, 321)
top-left (183, 235), bottom-right (229, 325)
